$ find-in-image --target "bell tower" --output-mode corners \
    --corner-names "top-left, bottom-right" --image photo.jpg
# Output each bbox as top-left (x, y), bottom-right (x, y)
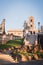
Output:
top-left (29, 16), bottom-right (34, 33)
top-left (2, 19), bottom-right (5, 34)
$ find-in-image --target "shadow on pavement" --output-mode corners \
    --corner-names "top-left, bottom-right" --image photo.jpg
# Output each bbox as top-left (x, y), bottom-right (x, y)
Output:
top-left (1, 60), bottom-right (43, 65)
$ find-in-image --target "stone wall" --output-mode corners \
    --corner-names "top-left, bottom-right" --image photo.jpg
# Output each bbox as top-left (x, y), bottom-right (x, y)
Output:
top-left (24, 34), bottom-right (38, 46)
top-left (0, 35), bottom-right (2, 44)
top-left (0, 34), bottom-right (22, 44)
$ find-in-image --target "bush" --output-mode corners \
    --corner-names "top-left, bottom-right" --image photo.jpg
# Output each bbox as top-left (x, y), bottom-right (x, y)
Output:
top-left (0, 38), bottom-right (24, 49)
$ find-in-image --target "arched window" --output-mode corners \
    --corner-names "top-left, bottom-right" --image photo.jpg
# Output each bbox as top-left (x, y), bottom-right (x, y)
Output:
top-left (30, 25), bottom-right (32, 27)
top-left (30, 31), bottom-right (32, 34)
top-left (31, 19), bottom-right (32, 22)
top-left (33, 31), bottom-right (35, 34)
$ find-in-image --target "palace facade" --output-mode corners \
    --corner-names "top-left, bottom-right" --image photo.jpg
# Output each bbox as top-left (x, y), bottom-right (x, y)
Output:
top-left (7, 29), bottom-right (23, 38)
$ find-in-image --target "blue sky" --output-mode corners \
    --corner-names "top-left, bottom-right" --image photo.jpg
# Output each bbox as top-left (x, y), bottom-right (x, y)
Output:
top-left (0, 0), bottom-right (43, 32)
